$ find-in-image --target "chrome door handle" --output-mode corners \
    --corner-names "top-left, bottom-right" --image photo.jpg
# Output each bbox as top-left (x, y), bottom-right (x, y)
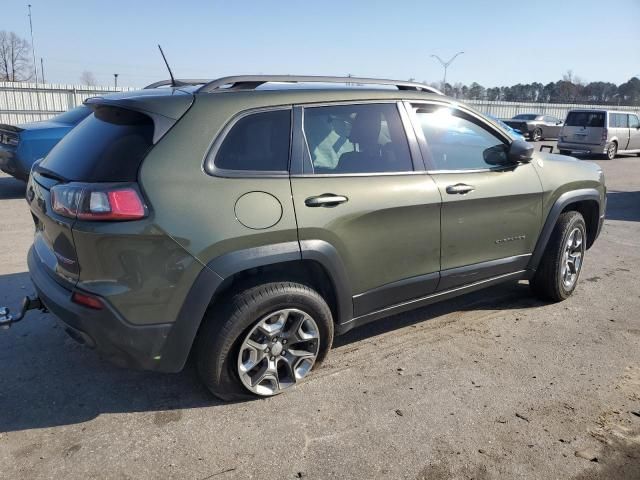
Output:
top-left (445, 183), bottom-right (475, 195)
top-left (305, 194), bottom-right (349, 207)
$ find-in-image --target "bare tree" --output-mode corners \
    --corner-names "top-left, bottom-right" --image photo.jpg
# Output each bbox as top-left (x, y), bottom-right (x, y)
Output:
top-left (0, 31), bottom-right (33, 82)
top-left (80, 70), bottom-right (97, 86)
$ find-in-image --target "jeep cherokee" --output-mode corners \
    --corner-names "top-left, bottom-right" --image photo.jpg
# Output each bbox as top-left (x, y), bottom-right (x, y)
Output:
top-left (9, 76), bottom-right (606, 400)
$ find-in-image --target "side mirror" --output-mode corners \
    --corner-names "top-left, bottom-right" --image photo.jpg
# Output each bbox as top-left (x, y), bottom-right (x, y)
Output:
top-left (508, 140), bottom-right (534, 163)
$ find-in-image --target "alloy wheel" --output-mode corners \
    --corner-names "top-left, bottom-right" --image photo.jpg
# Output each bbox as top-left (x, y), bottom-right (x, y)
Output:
top-left (561, 227), bottom-right (584, 289)
top-left (237, 308), bottom-right (320, 396)
top-left (607, 143), bottom-right (617, 160)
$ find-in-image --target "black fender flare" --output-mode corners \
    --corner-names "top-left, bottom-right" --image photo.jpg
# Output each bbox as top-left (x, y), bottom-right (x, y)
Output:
top-left (527, 188), bottom-right (601, 272)
top-left (157, 240), bottom-right (353, 372)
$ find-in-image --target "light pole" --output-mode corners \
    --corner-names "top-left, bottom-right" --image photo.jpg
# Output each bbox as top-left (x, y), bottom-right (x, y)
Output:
top-left (114, 73), bottom-right (119, 88)
top-left (430, 51), bottom-right (464, 94)
top-left (27, 4), bottom-right (38, 83)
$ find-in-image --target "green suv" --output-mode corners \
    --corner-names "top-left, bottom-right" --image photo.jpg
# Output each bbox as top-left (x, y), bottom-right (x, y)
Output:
top-left (9, 76), bottom-right (606, 400)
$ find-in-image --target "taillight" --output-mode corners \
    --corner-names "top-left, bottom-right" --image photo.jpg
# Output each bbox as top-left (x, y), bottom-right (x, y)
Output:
top-left (602, 128), bottom-right (608, 142)
top-left (71, 291), bottom-right (104, 310)
top-left (51, 184), bottom-right (146, 221)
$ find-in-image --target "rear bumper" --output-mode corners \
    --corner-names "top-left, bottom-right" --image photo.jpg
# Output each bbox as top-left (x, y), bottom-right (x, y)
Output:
top-left (557, 141), bottom-right (607, 155)
top-left (27, 246), bottom-right (176, 371)
top-left (0, 145), bottom-right (28, 181)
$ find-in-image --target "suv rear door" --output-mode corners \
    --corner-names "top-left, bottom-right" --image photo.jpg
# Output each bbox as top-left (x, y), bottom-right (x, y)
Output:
top-left (289, 102), bottom-right (441, 318)
top-left (563, 111), bottom-right (606, 145)
top-left (407, 101), bottom-right (542, 290)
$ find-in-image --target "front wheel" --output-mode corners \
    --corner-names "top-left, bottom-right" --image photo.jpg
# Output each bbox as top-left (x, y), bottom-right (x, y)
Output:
top-left (196, 282), bottom-right (334, 401)
top-left (530, 211), bottom-right (587, 302)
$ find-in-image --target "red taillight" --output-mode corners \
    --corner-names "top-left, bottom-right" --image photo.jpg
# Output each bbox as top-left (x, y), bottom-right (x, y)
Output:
top-left (51, 184), bottom-right (146, 221)
top-left (71, 291), bottom-right (104, 310)
top-left (602, 128), bottom-right (608, 142)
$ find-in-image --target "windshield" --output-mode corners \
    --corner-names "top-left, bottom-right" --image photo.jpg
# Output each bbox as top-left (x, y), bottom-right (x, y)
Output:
top-left (51, 106), bottom-right (92, 125)
top-left (513, 114), bottom-right (538, 120)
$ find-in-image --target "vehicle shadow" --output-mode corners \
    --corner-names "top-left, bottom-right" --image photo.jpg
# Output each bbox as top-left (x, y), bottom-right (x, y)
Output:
top-left (0, 176), bottom-right (26, 200)
top-left (606, 190), bottom-right (640, 222)
top-left (0, 269), bottom-right (540, 433)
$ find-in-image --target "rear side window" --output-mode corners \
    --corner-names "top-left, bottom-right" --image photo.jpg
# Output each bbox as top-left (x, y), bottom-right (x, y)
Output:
top-left (629, 115), bottom-right (640, 129)
top-left (213, 109), bottom-right (291, 173)
top-left (302, 103), bottom-right (412, 174)
top-left (565, 112), bottom-right (605, 128)
top-left (610, 113), bottom-right (628, 128)
top-left (40, 106), bottom-right (153, 182)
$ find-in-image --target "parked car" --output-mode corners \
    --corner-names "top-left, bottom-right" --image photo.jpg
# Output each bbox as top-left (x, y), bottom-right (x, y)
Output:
top-left (0, 106), bottom-right (91, 181)
top-left (487, 114), bottom-right (526, 141)
top-left (502, 113), bottom-right (564, 141)
top-left (558, 109), bottom-right (640, 160)
top-left (2, 76), bottom-right (606, 400)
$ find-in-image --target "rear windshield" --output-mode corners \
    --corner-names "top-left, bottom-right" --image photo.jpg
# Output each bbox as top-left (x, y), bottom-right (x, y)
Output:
top-left (40, 106), bottom-right (154, 182)
top-left (513, 114), bottom-right (537, 120)
top-left (51, 105), bottom-right (91, 125)
top-left (565, 111), bottom-right (605, 128)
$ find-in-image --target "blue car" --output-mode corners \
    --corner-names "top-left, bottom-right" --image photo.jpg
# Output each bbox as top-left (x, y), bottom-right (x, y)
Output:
top-left (0, 106), bottom-right (91, 181)
top-left (487, 114), bottom-right (526, 141)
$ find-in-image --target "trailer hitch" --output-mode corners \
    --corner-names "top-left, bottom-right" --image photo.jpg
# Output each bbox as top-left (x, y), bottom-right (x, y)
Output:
top-left (0, 296), bottom-right (46, 329)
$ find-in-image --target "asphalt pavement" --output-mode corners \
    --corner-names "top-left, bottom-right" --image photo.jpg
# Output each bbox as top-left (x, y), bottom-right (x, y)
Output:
top-left (0, 144), bottom-right (639, 479)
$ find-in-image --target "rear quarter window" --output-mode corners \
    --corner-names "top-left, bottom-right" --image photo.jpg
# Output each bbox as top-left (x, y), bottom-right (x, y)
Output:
top-left (39, 106), bottom-right (154, 182)
top-left (212, 109), bottom-right (291, 173)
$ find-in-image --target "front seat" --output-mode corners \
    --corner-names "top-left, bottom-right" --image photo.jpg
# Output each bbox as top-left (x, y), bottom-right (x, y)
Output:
top-left (338, 112), bottom-right (383, 173)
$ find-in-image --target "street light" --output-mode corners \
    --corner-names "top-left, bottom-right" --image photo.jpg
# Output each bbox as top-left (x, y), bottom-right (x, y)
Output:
top-left (114, 73), bottom-right (119, 88)
top-left (430, 51), bottom-right (465, 94)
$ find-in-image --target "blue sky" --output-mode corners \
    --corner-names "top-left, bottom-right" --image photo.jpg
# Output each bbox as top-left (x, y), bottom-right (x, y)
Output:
top-left (3, 0), bottom-right (639, 88)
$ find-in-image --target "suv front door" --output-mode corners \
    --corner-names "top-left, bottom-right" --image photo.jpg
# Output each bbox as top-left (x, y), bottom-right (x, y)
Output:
top-left (627, 114), bottom-right (640, 150)
top-left (408, 102), bottom-right (543, 290)
top-left (290, 102), bottom-right (441, 318)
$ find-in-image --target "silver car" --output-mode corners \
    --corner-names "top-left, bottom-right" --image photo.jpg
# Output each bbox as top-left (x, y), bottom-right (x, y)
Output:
top-left (558, 109), bottom-right (640, 160)
top-left (502, 114), bottom-right (564, 141)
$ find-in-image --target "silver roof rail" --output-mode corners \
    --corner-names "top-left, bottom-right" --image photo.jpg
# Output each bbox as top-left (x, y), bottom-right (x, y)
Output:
top-left (196, 75), bottom-right (443, 94)
top-left (144, 79), bottom-right (213, 89)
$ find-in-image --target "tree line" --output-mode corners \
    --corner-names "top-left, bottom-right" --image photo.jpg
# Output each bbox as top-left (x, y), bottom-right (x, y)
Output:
top-left (427, 71), bottom-right (640, 106)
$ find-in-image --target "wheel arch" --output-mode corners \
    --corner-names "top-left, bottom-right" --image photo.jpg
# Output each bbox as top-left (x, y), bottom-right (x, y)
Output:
top-left (157, 241), bottom-right (353, 372)
top-left (528, 189), bottom-right (601, 272)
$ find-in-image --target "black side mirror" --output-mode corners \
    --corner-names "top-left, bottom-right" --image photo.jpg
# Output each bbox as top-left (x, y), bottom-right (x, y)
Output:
top-left (508, 140), bottom-right (534, 163)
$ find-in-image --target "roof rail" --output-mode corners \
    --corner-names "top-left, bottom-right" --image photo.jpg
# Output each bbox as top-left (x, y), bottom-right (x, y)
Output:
top-left (196, 75), bottom-right (443, 94)
top-left (144, 79), bottom-right (213, 89)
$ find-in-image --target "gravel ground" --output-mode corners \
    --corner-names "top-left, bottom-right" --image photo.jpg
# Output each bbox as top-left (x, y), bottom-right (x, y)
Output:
top-left (0, 146), bottom-right (639, 479)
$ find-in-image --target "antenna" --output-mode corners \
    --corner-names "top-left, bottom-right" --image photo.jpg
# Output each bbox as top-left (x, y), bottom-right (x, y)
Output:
top-left (157, 45), bottom-right (176, 87)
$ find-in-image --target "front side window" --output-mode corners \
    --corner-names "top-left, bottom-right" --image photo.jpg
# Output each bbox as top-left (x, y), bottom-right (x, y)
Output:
top-left (214, 109), bottom-right (291, 172)
top-left (415, 106), bottom-right (507, 171)
top-left (302, 103), bottom-right (412, 174)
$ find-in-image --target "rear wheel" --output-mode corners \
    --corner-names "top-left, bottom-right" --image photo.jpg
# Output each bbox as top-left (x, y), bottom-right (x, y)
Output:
top-left (531, 128), bottom-right (543, 141)
top-left (605, 141), bottom-right (617, 160)
top-left (196, 282), bottom-right (334, 401)
top-left (530, 211), bottom-right (586, 302)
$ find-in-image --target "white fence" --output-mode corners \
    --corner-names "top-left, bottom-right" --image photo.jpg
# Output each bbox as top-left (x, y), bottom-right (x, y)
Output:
top-left (466, 99), bottom-right (640, 120)
top-left (0, 81), bottom-right (135, 124)
top-left (1, 81), bottom-right (640, 125)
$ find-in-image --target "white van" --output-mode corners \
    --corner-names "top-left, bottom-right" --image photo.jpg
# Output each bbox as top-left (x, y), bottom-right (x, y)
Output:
top-left (557, 109), bottom-right (640, 159)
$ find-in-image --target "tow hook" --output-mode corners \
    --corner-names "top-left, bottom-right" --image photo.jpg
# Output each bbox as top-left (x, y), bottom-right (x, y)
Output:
top-left (0, 296), bottom-right (46, 330)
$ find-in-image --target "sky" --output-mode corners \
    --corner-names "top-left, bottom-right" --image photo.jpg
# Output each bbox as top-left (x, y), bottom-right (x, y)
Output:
top-left (3, 0), bottom-right (639, 88)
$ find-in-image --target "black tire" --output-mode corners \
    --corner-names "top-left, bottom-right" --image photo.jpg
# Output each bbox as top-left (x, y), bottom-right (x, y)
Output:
top-left (604, 141), bottom-right (617, 160)
top-left (196, 281), bottom-right (334, 401)
top-left (530, 211), bottom-right (587, 302)
top-left (531, 128), bottom-right (543, 142)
